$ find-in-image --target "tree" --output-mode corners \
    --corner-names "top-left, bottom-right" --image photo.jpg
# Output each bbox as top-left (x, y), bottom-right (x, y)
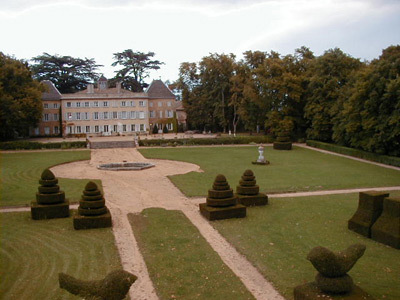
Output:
top-left (0, 53), bottom-right (45, 140)
top-left (304, 48), bottom-right (362, 141)
top-left (30, 53), bottom-right (102, 93)
top-left (112, 50), bottom-right (164, 92)
top-left (152, 124), bottom-right (158, 134)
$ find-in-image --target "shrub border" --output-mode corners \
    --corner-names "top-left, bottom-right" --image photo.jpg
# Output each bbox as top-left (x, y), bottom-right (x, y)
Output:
top-left (306, 140), bottom-right (400, 167)
top-left (0, 141), bottom-right (87, 150)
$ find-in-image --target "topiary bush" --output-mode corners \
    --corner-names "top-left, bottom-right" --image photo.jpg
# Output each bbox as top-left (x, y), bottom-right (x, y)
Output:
top-left (31, 169), bottom-right (69, 220)
top-left (73, 181), bottom-right (112, 230)
top-left (152, 124), bottom-right (158, 134)
top-left (163, 126), bottom-right (169, 134)
top-left (59, 269), bottom-right (137, 300)
top-left (235, 170), bottom-right (268, 206)
top-left (273, 132), bottom-right (292, 150)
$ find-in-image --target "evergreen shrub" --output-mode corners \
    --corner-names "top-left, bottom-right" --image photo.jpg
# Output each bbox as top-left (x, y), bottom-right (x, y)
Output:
top-left (0, 141), bottom-right (87, 150)
top-left (307, 140), bottom-right (400, 167)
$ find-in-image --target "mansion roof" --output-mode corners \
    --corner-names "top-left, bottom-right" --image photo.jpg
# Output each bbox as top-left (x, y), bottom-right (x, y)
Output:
top-left (42, 80), bottom-right (61, 101)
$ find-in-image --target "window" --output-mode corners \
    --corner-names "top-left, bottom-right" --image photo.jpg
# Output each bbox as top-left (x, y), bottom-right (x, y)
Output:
top-left (85, 126), bottom-right (90, 133)
top-left (158, 102), bottom-right (162, 107)
top-left (121, 111), bottom-right (127, 119)
top-left (66, 102), bottom-right (72, 108)
top-left (84, 112), bottom-right (89, 120)
top-left (130, 101), bottom-right (135, 107)
top-left (54, 126), bottom-right (59, 134)
top-left (84, 102), bottom-right (90, 107)
top-left (140, 124), bottom-right (145, 131)
top-left (123, 124), bottom-right (127, 132)
top-left (53, 103), bottom-right (59, 109)
top-left (76, 102), bottom-right (81, 108)
top-left (44, 103), bottom-right (49, 109)
top-left (94, 101), bottom-right (99, 107)
top-left (103, 112), bottom-right (109, 119)
top-left (139, 111), bottom-right (145, 119)
top-left (131, 124), bottom-right (136, 131)
top-left (44, 127), bottom-right (50, 135)
top-left (121, 101), bottom-right (126, 107)
top-left (159, 111), bottom-right (163, 118)
top-left (150, 111), bottom-right (155, 118)
top-left (113, 125), bottom-right (118, 132)
top-left (53, 113), bottom-right (58, 121)
top-left (139, 100), bottom-right (146, 107)
top-left (167, 101), bottom-right (171, 107)
top-left (94, 112), bottom-right (99, 120)
top-left (149, 102), bottom-right (153, 107)
top-left (95, 125), bottom-right (99, 133)
top-left (76, 126), bottom-right (82, 133)
top-left (34, 128), bottom-right (39, 135)
top-left (103, 101), bottom-right (108, 107)
top-left (67, 126), bottom-right (73, 134)
top-left (76, 112), bottom-right (81, 120)
top-left (44, 114), bottom-right (49, 121)
top-left (104, 125), bottom-right (109, 132)
top-left (113, 111), bottom-right (118, 119)
top-left (66, 112), bottom-right (72, 120)
top-left (130, 111), bottom-right (136, 119)
top-left (167, 110), bottom-right (173, 118)
top-left (167, 123), bottom-right (173, 130)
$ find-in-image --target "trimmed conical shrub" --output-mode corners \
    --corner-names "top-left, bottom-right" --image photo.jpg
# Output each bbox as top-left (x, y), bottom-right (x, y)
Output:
top-left (31, 169), bottom-right (69, 220)
top-left (235, 170), bottom-right (268, 206)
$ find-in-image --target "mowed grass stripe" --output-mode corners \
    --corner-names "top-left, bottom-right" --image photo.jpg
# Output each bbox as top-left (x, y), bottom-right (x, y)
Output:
top-left (138, 146), bottom-right (400, 197)
top-left (129, 208), bottom-right (255, 300)
top-left (0, 151), bottom-right (102, 207)
top-left (212, 193), bottom-right (400, 300)
top-left (0, 211), bottom-right (122, 300)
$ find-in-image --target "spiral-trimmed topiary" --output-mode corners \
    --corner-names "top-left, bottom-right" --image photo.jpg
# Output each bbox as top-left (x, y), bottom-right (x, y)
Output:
top-left (31, 169), bottom-right (69, 220)
top-left (235, 170), bottom-right (268, 206)
top-left (73, 181), bottom-right (112, 230)
top-left (200, 174), bottom-right (246, 220)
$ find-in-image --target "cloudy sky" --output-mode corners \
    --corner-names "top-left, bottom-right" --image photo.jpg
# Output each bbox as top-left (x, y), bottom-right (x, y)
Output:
top-left (1, 0), bottom-right (399, 82)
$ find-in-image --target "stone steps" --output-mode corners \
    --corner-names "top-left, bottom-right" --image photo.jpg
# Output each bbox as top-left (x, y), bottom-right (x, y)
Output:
top-left (89, 141), bottom-right (136, 149)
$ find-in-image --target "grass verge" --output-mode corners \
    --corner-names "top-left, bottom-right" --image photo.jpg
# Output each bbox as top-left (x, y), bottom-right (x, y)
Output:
top-left (138, 146), bottom-right (400, 197)
top-left (0, 211), bottom-right (122, 299)
top-left (211, 192), bottom-right (400, 300)
top-left (0, 150), bottom-right (102, 207)
top-left (128, 208), bottom-right (254, 300)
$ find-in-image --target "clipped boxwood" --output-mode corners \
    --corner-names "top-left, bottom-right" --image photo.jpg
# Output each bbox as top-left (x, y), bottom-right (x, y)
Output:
top-left (306, 140), bottom-right (400, 167)
top-left (0, 140), bottom-right (87, 150)
top-left (139, 135), bottom-right (274, 147)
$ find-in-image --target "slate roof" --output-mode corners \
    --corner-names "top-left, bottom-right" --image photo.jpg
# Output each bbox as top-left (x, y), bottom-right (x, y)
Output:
top-left (146, 80), bottom-right (176, 99)
top-left (41, 80), bottom-right (61, 100)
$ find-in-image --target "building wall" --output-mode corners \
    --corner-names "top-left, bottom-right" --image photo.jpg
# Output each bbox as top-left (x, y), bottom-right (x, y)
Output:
top-left (61, 98), bottom-right (149, 136)
top-left (148, 98), bottom-right (175, 131)
top-left (31, 100), bottom-right (61, 136)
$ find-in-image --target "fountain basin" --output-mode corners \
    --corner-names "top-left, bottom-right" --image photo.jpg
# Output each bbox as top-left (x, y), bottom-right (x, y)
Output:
top-left (97, 162), bottom-right (155, 171)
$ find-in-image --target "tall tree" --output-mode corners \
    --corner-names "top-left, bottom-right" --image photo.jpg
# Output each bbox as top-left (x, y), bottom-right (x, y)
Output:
top-left (111, 50), bottom-right (164, 92)
top-left (0, 53), bottom-right (45, 140)
top-left (304, 48), bottom-right (362, 141)
top-left (30, 53), bottom-right (102, 93)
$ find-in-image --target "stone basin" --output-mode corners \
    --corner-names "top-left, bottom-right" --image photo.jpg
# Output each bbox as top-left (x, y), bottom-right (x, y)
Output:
top-left (97, 162), bottom-right (155, 171)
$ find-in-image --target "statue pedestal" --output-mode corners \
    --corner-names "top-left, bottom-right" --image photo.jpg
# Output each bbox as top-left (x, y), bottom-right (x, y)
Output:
top-left (294, 282), bottom-right (375, 300)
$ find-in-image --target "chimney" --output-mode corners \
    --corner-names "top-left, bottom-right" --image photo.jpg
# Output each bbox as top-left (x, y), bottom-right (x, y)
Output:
top-left (116, 81), bottom-right (122, 94)
top-left (87, 84), bottom-right (94, 94)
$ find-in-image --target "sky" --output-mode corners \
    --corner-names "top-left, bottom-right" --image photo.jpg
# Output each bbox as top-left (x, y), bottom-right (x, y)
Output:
top-left (1, 0), bottom-right (399, 83)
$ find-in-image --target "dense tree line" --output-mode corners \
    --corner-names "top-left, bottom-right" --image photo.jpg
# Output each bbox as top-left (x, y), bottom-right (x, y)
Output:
top-left (176, 46), bottom-right (400, 156)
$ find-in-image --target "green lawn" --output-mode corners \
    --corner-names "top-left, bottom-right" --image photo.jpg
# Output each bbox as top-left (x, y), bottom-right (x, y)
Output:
top-left (0, 150), bottom-right (101, 207)
top-left (212, 193), bottom-right (400, 300)
top-left (129, 208), bottom-right (254, 300)
top-left (0, 211), bottom-right (122, 300)
top-left (139, 146), bottom-right (400, 197)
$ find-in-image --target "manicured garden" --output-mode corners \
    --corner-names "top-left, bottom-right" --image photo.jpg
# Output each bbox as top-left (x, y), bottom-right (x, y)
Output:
top-left (139, 146), bottom-right (400, 197)
top-left (129, 208), bottom-right (254, 300)
top-left (212, 192), bottom-right (400, 299)
top-left (0, 211), bottom-right (122, 300)
top-left (0, 150), bottom-right (101, 207)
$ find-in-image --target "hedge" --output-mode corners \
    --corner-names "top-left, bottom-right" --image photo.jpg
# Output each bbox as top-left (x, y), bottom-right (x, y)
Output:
top-left (306, 140), bottom-right (400, 167)
top-left (0, 141), bottom-right (87, 150)
top-left (138, 136), bottom-right (274, 147)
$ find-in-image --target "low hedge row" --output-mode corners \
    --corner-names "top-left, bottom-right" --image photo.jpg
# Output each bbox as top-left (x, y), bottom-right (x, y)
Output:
top-left (0, 140), bottom-right (87, 150)
top-left (306, 140), bottom-right (400, 167)
top-left (138, 136), bottom-right (274, 147)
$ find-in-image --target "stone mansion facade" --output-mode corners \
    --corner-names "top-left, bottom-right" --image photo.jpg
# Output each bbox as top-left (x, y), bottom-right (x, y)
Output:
top-left (31, 77), bottom-right (185, 137)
